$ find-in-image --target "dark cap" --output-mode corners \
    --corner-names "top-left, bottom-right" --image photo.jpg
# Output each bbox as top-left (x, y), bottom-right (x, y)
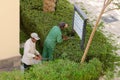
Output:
top-left (58, 22), bottom-right (66, 28)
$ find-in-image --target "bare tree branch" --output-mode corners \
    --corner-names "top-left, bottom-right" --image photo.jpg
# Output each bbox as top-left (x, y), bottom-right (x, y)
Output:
top-left (104, 0), bottom-right (107, 6)
top-left (104, 0), bottom-right (112, 9)
top-left (104, 7), bottom-right (120, 13)
top-left (104, 0), bottom-right (120, 13)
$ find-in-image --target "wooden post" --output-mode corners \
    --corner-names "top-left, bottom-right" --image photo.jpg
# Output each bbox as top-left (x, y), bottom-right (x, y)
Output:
top-left (81, 0), bottom-right (112, 63)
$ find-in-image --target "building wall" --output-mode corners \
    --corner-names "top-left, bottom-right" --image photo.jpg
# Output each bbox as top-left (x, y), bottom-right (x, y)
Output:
top-left (0, 0), bottom-right (20, 71)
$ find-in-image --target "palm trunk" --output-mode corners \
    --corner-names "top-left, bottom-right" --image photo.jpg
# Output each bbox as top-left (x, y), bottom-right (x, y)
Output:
top-left (43, 0), bottom-right (57, 12)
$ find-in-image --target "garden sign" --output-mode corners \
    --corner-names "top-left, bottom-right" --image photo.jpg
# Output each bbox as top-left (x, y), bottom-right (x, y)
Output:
top-left (73, 5), bottom-right (87, 50)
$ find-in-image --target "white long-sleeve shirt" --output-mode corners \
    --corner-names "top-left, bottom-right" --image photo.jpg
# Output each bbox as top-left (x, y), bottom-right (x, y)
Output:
top-left (22, 38), bottom-right (40, 65)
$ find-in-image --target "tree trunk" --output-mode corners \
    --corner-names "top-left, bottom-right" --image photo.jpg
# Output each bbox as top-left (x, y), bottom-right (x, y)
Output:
top-left (43, 0), bottom-right (57, 12)
top-left (81, 0), bottom-right (112, 63)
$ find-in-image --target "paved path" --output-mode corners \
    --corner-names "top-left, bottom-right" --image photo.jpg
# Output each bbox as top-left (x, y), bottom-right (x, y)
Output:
top-left (68, 0), bottom-right (120, 80)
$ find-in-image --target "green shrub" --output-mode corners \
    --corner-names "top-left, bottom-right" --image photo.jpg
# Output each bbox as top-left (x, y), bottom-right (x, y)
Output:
top-left (0, 71), bottom-right (24, 80)
top-left (20, 30), bottom-right (29, 43)
top-left (85, 25), bottom-right (118, 71)
top-left (54, 24), bottom-right (118, 71)
top-left (0, 59), bottom-right (102, 80)
top-left (25, 59), bottom-right (78, 80)
top-left (29, 59), bottom-right (102, 80)
top-left (20, 0), bottom-right (73, 46)
top-left (20, 0), bottom-right (119, 74)
top-left (73, 58), bottom-right (102, 80)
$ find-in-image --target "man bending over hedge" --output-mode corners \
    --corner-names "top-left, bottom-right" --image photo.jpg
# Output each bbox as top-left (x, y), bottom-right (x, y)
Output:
top-left (42, 22), bottom-right (68, 61)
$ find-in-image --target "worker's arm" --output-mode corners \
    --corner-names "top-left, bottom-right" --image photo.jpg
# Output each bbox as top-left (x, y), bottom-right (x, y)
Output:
top-left (24, 43), bottom-right (35, 58)
top-left (35, 50), bottom-right (40, 55)
top-left (35, 50), bottom-right (42, 60)
top-left (57, 32), bottom-right (63, 43)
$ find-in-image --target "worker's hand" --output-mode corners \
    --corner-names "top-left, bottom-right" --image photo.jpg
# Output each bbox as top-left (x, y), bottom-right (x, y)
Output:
top-left (62, 35), bottom-right (69, 40)
top-left (33, 55), bottom-right (42, 60)
top-left (36, 55), bottom-right (42, 60)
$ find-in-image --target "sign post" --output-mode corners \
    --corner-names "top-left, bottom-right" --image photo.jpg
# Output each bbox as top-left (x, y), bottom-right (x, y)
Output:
top-left (73, 5), bottom-right (87, 50)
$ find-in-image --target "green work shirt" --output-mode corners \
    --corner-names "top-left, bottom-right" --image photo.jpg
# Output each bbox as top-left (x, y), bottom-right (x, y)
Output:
top-left (45, 26), bottom-right (63, 48)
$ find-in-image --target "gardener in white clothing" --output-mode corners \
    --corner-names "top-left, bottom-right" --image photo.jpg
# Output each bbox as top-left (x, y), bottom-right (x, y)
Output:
top-left (22, 32), bottom-right (42, 70)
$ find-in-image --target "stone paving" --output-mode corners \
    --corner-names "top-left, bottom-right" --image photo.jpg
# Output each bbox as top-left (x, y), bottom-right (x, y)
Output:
top-left (68, 0), bottom-right (120, 80)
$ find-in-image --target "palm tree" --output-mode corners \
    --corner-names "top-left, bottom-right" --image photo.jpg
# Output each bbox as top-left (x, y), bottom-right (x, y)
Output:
top-left (43, 0), bottom-right (57, 12)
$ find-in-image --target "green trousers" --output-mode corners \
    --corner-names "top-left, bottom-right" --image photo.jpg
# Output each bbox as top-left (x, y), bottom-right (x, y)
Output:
top-left (42, 42), bottom-right (54, 61)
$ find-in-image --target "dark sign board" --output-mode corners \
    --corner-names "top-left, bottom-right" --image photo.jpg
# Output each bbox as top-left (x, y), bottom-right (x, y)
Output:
top-left (73, 5), bottom-right (87, 50)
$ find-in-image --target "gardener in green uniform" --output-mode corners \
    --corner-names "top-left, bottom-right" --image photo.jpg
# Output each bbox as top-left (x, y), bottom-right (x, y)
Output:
top-left (42, 22), bottom-right (68, 61)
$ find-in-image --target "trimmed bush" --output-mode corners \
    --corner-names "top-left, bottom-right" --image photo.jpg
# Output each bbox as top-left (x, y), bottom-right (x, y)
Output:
top-left (54, 24), bottom-right (118, 71)
top-left (20, 0), bottom-right (73, 47)
top-left (20, 0), bottom-right (119, 73)
top-left (0, 59), bottom-right (102, 80)
top-left (20, 30), bottom-right (29, 43)
top-left (0, 71), bottom-right (24, 80)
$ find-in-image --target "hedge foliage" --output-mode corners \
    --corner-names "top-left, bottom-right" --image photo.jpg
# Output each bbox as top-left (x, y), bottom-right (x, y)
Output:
top-left (20, 0), bottom-right (73, 46)
top-left (54, 24), bottom-right (118, 71)
top-left (0, 58), bottom-right (102, 80)
top-left (20, 0), bottom-right (119, 73)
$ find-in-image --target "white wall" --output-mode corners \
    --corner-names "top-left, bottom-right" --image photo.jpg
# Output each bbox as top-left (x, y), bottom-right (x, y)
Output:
top-left (0, 0), bottom-right (19, 60)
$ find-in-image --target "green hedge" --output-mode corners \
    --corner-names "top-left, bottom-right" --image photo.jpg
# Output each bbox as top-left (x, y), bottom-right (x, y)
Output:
top-left (54, 24), bottom-right (118, 71)
top-left (20, 0), bottom-right (73, 47)
top-left (20, 0), bottom-right (119, 72)
top-left (0, 58), bottom-right (102, 80)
